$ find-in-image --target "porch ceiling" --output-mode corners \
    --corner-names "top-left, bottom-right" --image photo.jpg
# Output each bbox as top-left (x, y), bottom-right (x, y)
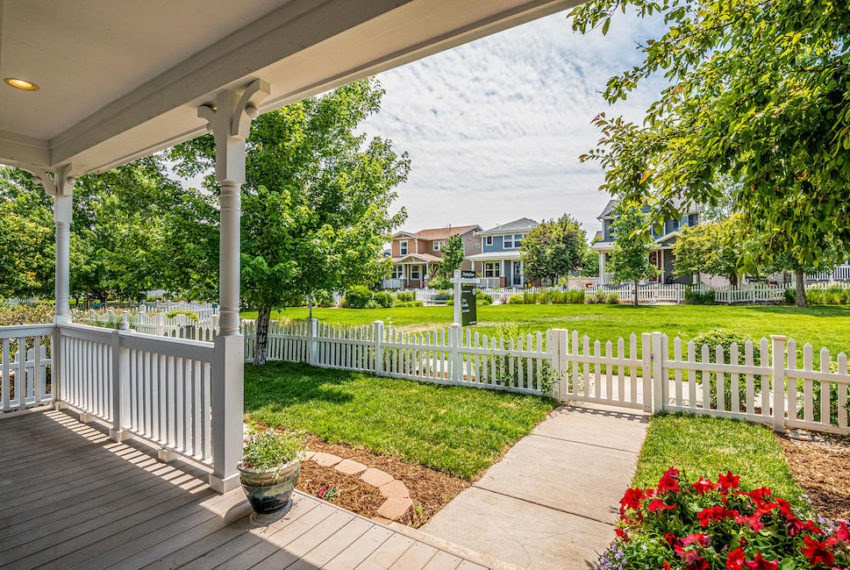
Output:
top-left (0, 0), bottom-right (577, 176)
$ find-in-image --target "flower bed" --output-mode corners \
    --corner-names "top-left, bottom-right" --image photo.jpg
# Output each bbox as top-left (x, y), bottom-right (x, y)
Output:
top-left (601, 467), bottom-right (849, 569)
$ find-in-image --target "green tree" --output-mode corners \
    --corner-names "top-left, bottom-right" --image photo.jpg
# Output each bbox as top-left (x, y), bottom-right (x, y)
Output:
top-left (521, 214), bottom-right (587, 284)
top-left (673, 216), bottom-right (748, 286)
top-left (169, 78), bottom-right (410, 365)
top-left (437, 234), bottom-right (465, 279)
top-left (580, 250), bottom-right (600, 278)
top-left (607, 204), bottom-right (659, 305)
top-left (571, 0), bottom-right (850, 298)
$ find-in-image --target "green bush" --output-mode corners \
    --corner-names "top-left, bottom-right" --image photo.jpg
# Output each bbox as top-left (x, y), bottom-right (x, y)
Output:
top-left (606, 292), bottom-right (620, 305)
top-left (165, 309), bottom-right (199, 321)
top-left (433, 290), bottom-right (451, 302)
top-left (684, 286), bottom-right (716, 305)
top-left (395, 291), bottom-right (415, 302)
top-left (372, 291), bottom-right (394, 308)
top-left (477, 292), bottom-right (493, 305)
top-left (522, 291), bottom-right (539, 304)
top-left (691, 328), bottom-right (762, 410)
top-left (508, 294), bottom-right (525, 304)
top-left (784, 288), bottom-right (796, 305)
top-left (364, 299), bottom-right (380, 309)
top-left (428, 275), bottom-right (452, 290)
top-left (566, 290), bottom-right (585, 304)
top-left (312, 289), bottom-right (335, 308)
top-left (585, 290), bottom-right (609, 304)
top-left (539, 289), bottom-right (566, 304)
top-left (395, 300), bottom-right (424, 308)
top-left (343, 285), bottom-right (373, 309)
top-left (241, 425), bottom-right (303, 470)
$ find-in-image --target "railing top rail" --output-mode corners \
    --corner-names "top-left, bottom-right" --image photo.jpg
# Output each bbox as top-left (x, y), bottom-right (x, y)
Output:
top-left (0, 324), bottom-right (55, 338)
top-left (124, 329), bottom-right (215, 360)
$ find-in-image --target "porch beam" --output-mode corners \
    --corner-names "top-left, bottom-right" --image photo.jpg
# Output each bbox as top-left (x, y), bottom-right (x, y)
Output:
top-left (198, 79), bottom-right (268, 493)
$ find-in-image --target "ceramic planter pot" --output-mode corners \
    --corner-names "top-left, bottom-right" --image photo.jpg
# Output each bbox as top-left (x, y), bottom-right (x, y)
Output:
top-left (237, 458), bottom-right (300, 514)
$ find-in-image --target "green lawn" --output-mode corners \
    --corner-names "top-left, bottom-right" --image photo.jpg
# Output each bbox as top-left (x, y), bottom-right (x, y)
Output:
top-left (244, 361), bottom-right (557, 479)
top-left (633, 413), bottom-right (803, 504)
top-left (242, 303), bottom-right (850, 356)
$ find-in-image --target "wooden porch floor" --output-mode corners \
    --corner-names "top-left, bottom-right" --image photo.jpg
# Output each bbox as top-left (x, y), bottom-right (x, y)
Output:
top-left (0, 410), bottom-right (487, 569)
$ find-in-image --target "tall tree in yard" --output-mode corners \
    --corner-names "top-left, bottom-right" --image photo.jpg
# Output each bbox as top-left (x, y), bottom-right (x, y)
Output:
top-left (673, 216), bottom-right (748, 286)
top-left (608, 204), bottom-right (658, 306)
top-left (169, 78), bottom-right (410, 365)
top-left (521, 214), bottom-right (587, 284)
top-left (437, 234), bottom-right (465, 279)
top-left (571, 0), bottom-right (850, 309)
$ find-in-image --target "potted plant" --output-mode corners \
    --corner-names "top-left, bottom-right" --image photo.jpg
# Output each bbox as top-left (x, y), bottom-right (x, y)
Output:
top-left (238, 425), bottom-right (304, 515)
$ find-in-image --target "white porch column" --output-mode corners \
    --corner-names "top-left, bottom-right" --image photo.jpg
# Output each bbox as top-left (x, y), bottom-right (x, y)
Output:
top-left (520, 259), bottom-right (524, 287)
top-left (198, 79), bottom-right (269, 493)
top-left (598, 252), bottom-right (606, 284)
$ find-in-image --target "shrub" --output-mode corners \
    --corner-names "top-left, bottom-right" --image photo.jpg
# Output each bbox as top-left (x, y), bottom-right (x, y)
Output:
top-left (539, 289), bottom-right (566, 304)
top-left (0, 303), bottom-right (53, 326)
top-left (606, 293), bottom-right (619, 305)
top-left (433, 290), bottom-right (451, 302)
top-left (312, 289), bottom-right (335, 308)
top-left (508, 294), bottom-right (525, 304)
top-left (685, 286), bottom-right (716, 305)
top-left (600, 467), bottom-right (847, 569)
top-left (522, 291), bottom-right (539, 304)
top-left (241, 425), bottom-right (303, 470)
top-left (372, 291), bottom-right (394, 308)
top-left (343, 285), bottom-right (373, 309)
top-left (428, 275), bottom-right (452, 290)
top-left (566, 290), bottom-right (585, 304)
top-left (586, 290), bottom-right (609, 304)
top-left (477, 292), bottom-right (493, 305)
top-left (395, 291), bottom-right (415, 302)
top-left (691, 328), bottom-right (762, 410)
top-left (165, 309), bottom-right (199, 321)
top-left (483, 322), bottom-right (557, 393)
top-left (784, 288), bottom-right (796, 305)
top-left (363, 299), bottom-right (380, 309)
top-left (395, 300), bottom-right (424, 308)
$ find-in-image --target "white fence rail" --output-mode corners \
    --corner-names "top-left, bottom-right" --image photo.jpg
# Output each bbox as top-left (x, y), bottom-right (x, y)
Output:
top-left (244, 319), bottom-right (849, 434)
top-left (0, 325), bottom-right (54, 412)
top-left (86, 309), bottom-right (217, 340)
top-left (808, 264), bottom-right (850, 282)
top-left (136, 301), bottom-right (218, 320)
top-left (57, 323), bottom-right (217, 464)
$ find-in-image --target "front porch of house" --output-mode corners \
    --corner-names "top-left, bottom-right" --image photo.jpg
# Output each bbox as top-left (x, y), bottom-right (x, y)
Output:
top-left (0, 409), bottom-right (485, 569)
top-left (384, 254), bottom-right (438, 289)
top-left (466, 252), bottom-right (525, 289)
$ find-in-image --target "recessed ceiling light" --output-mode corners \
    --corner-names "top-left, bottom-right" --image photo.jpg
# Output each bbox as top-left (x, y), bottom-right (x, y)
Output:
top-left (4, 78), bottom-right (39, 91)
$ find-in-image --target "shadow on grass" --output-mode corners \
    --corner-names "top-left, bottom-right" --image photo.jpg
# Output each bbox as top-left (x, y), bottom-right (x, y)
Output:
top-left (244, 361), bottom-right (356, 411)
top-left (744, 305), bottom-right (850, 317)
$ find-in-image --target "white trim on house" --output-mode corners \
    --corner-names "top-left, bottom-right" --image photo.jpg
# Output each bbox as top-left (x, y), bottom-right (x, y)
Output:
top-left (466, 251), bottom-right (523, 261)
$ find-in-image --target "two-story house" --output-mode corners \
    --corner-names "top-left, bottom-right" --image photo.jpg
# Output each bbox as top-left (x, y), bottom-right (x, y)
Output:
top-left (466, 218), bottom-right (538, 288)
top-left (385, 225), bottom-right (481, 289)
top-left (591, 199), bottom-right (702, 285)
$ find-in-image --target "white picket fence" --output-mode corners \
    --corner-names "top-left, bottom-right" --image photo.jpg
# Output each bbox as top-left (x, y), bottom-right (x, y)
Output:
top-left (86, 310), bottom-right (217, 341)
top-left (243, 319), bottom-right (850, 434)
top-left (0, 325), bottom-right (54, 412)
top-left (808, 264), bottom-right (850, 282)
top-left (136, 301), bottom-right (218, 320)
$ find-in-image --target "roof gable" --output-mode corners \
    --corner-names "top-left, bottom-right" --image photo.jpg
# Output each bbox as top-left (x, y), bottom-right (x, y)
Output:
top-left (477, 217), bottom-right (538, 236)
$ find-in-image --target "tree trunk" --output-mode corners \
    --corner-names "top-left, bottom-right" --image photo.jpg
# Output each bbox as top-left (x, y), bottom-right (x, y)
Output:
top-left (634, 280), bottom-right (639, 306)
top-left (308, 298), bottom-right (313, 319)
top-left (252, 305), bottom-right (271, 366)
top-left (729, 272), bottom-right (738, 286)
top-left (795, 272), bottom-right (808, 308)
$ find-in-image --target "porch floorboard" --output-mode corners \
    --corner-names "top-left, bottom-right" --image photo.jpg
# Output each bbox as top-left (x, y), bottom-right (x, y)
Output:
top-left (0, 410), bottom-right (486, 569)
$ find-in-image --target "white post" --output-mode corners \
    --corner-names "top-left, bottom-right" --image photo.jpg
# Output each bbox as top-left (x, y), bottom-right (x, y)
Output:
top-left (771, 335), bottom-right (786, 433)
top-left (520, 259), bottom-right (524, 287)
top-left (448, 323), bottom-right (461, 382)
top-left (651, 332), bottom-right (664, 413)
top-left (200, 79), bottom-right (269, 494)
top-left (110, 316), bottom-right (132, 442)
top-left (547, 329), bottom-right (566, 400)
top-left (453, 269), bottom-right (462, 325)
top-left (308, 317), bottom-right (318, 366)
top-left (598, 252), bottom-right (605, 284)
top-left (373, 321), bottom-right (384, 376)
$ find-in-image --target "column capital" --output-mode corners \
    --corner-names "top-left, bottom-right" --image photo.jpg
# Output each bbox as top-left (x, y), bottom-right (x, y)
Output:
top-left (198, 79), bottom-right (269, 184)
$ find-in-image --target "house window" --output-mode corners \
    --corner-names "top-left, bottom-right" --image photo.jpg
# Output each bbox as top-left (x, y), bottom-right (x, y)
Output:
top-left (669, 220), bottom-right (679, 233)
top-left (433, 241), bottom-right (442, 251)
top-left (504, 234), bottom-right (514, 249)
top-left (410, 265), bottom-right (420, 279)
top-left (688, 213), bottom-right (699, 226)
top-left (484, 262), bottom-right (500, 278)
top-left (400, 240), bottom-right (408, 255)
top-left (515, 234), bottom-right (525, 247)
top-left (485, 236), bottom-right (493, 246)
top-left (391, 266), bottom-right (402, 279)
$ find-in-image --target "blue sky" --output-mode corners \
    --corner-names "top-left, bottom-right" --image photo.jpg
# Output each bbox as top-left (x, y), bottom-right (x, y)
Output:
top-left (362, 8), bottom-right (666, 237)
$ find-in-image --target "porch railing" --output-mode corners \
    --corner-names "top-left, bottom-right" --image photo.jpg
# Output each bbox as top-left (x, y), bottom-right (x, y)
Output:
top-left (0, 324), bottom-right (54, 412)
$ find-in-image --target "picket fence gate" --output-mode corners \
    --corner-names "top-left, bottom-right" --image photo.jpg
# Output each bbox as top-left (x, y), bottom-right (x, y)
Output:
top-left (242, 319), bottom-right (850, 435)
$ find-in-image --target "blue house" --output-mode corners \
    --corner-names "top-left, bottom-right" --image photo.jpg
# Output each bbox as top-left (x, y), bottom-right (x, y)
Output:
top-left (591, 200), bottom-right (702, 285)
top-left (466, 218), bottom-right (538, 288)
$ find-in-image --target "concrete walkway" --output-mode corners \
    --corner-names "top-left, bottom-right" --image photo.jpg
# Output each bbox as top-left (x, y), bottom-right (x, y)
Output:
top-left (422, 403), bottom-right (649, 569)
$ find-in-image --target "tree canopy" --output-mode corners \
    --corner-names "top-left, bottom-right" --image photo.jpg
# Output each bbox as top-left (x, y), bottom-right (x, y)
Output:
top-left (521, 214), bottom-right (587, 284)
top-left (607, 204), bottom-right (659, 305)
top-left (571, 0), bottom-right (850, 278)
top-left (437, 234), bottom-right (465, 279)
top-left (673, 216), bottom-right (749, 286)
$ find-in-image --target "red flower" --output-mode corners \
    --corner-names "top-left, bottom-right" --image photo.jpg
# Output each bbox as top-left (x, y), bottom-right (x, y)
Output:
top-left (698, 505), bottom-right (739, 527)
top-left (775, 497), bottom-right (793, 519)
top-left (615, 527), bottom-right (629, 542)
top-left (743, 552), bottom-right (778, 570)
top-left (836, 521), bottom-right (850, 542)
top-left (692, 477), bottom-right (717, 494)
top-left (675, 548), bottom-right (709, 570)
top-left (657, 466), bottom-right (681, 494)
top-left (619, 487), bottom-right (644, 517)
top-left (726, 548), bottom-right (746, 570)
top-left (802, 536), bottom-right (834, 567)
top-left (663, 532), bottom-right (682, 549)
top-left (736, 514), bottom-right (765, 532)
top-left (719, 471), bottom-right (740, 490)
top-left (749, 487), bottom-right (773, 501)
top-left (648, 498), bottom-right (676, 512)
top-left (788, 517), bottom-right (809, 536)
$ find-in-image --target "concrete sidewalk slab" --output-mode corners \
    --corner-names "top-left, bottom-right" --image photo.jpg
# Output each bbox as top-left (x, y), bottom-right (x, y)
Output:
top-left (423, 404), bottom-right (649, 569)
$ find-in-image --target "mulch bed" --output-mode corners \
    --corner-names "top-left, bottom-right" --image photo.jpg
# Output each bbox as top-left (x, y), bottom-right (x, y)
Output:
top-left (300, 434), bottom-right (470, 528)
top-left (777, 431), bottom-right (850, 520)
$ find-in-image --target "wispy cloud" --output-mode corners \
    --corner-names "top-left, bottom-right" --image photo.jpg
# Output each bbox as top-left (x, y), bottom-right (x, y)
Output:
top-left (362, 8), bottom-right (667, 236)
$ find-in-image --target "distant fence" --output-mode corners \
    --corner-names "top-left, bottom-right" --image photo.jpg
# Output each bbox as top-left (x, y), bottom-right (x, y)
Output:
top-left (242, 319), bottom-right (849, 435)
top-left (86, 310), bottom-right (217, 341)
